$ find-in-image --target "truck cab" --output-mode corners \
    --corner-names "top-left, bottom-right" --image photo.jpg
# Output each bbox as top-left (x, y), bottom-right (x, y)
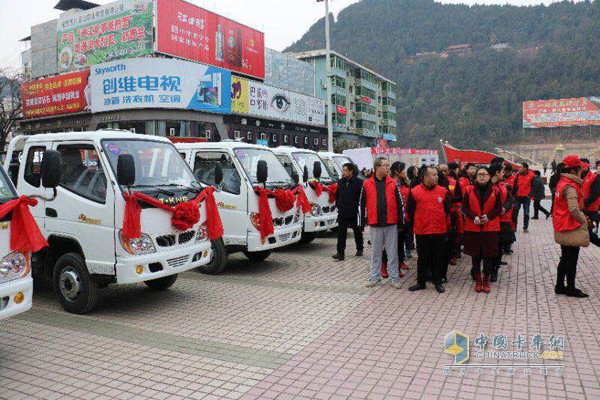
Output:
top-left (272, 147), bottom-right (338, 243)
top-left (177, 141), bottom-right (303, 273)
top-left (4, 131), bottom-right (218, 314)
top-left (318, 151), bottom-right (356, 181)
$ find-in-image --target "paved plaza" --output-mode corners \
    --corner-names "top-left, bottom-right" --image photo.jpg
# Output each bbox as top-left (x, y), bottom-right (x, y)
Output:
top-left (1, 207), bottom-right (600, 399)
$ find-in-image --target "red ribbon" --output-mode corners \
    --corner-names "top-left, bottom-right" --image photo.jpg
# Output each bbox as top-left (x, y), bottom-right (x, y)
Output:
top-left (252, 185), bottom-right (313, 239)
top-left (0, 196), bottom-right (48, 253)
top-left (309, 182), bottom-right (338, 203)
top-left (122, 187), bottom-right (223, 241)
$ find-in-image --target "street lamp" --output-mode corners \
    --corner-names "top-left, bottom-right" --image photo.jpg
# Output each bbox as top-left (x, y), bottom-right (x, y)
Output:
top-left (318, 0), bottom-right (334, 152)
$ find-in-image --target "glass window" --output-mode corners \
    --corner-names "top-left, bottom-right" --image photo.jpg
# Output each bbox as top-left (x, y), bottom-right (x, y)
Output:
top-left (276, 155), bottom-right (296, 178)
top-left (234, 130), bottom-right (241, 139)
top-left (24, 146), bottom-right (45, 188)
top-left (57, 145), bottom-right (107, 203)
top-left (292, 152), bottom-right (333, 181)
top-left (247, 131), bottom-right (252, 140)
top-left (0, 164), bottom-right (16, 203)
top-left (284, 135), bottom-right (289, 144)
top-left (234, 148), bottom-right (292, 185)
top-left (294, 136), bottom-right (298, 144)
top-left (193, 151), bottom-right (240, 194)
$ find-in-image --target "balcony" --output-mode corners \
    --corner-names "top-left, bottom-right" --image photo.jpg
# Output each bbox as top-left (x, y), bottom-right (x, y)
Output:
top-left (383, 90), bottom-right (396, 100)
top-left (356, 112), bottom-right (378, 123)
top-left (355, 78), bottom-right (377, 92)
top-left (331, 66), bottom-right (346, 78)
top-left (381, 119), bottom-right (397, 127)
top-left (382, 104), bottom-right (397, 113)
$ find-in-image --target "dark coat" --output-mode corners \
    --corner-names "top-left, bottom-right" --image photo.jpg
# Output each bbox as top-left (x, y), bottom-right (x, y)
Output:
top-left (530, 176), bottom-right (546, 201)
top-left (462, 182), bottom-right (502, 258)
top-left (335, 175), bottom-right (363, 219)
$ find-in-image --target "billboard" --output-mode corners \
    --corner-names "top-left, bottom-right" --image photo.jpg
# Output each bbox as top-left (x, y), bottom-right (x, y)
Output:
top-left (523, 97), bottom-right (600, 128)
top-left (155, 0), bottom-right (265, 79)
top-left (57, 0), bottom-right (153, 73)
top-left (22, 70), bottom-right (90, 118)
top-left (231, 76), bottom-right (325, 126)
top-left (90, 58), bottom-right (231, 114)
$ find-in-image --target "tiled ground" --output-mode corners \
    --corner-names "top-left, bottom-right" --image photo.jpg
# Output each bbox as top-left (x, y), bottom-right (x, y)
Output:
top-left (2, 203), bottom-right (600, 399)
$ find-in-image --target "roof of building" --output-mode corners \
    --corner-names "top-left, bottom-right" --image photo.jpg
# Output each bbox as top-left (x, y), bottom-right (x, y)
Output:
top-left (54, 0), bottom-right (99, 11)
top-left (20, 36), bottom-right (31, 42)
top-left (445, 44), bottom-right (472, 50)
top-left (286, 49), bottom-right (396, 86)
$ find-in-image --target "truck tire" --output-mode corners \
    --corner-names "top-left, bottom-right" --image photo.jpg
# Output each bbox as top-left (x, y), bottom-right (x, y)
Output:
top-left (243, 250), bottom-right (272, 263)
top-left (299, 231), bottom-right (316, 244)
top-left (53, 252), bottom-right (99, 315)
top-left (197, 238), bottom-right (228, 275)
top-left (144, 274), bottom-right (178, 290)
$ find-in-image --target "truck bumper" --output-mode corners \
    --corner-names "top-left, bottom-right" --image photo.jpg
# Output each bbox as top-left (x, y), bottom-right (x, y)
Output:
top-left (247, 223), bottom-right (303, 251)
top-left (0, 277), bottom-right (33, 321)
top-left (116, 240), bottom-right (212, 284)
top-left (304, 214), bottom-right (338, 233)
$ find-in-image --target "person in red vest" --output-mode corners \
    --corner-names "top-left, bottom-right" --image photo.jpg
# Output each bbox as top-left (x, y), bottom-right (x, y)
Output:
top-left (502, 164), bottom-right (517, 254)
top-left (438, 164), bottom-right (462, 281)
top-left (579, 158), bottom-right (600, 247)
top-left (406, 166), bottom-right (451, 293)
top-left (552, 155), bottom-right (590, 298)
top-left (462, 166), bottom-right (503, 293)
top-left (490, 162), bottom-right (514, 282)
top-left (360, 157), bottom-right (403, 289)
top-left (512, 162), bottom-right (535, 233)
top-left (391, 161), bottom-right (410, 271)
top-left (447, 162), bottom-right (464, 264)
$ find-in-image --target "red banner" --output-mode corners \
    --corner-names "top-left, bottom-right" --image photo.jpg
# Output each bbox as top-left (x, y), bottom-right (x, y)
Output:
top-left (523, 97), bottom-right (600, 128)
top-left (362, 96), bottom-right (371, 104)
top-left (336, 105), bottom-right (347, 115)
top-left (156, 0), bottom-right (265, 79)
top-left (22, 70), bottom-right (90, 118)
top-left (443, 144), bottom-right (518, 168)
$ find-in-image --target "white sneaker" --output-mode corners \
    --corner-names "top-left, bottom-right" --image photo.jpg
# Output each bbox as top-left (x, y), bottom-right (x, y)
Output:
top-left (391, 281), bottom-right (401, 289)
top-left (365, 280), bottom-right (381, 288)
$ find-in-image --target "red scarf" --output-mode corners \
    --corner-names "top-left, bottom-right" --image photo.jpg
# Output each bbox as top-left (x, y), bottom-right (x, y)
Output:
top-left (252, 185), bottom-right (312, 239)
top-left (309, 181), bottom-right (338, 203)
top-left (122, 187), bottom-right (223, 241)
top-left (0, 196), bottom-right (48, 253)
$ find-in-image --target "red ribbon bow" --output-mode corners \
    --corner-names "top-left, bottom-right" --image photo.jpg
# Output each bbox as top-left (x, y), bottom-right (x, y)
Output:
top-left (252, 185), bottom-right (313, 239)
top-left (122, 187), bottom-right (224, 241)
top-left (309, 182), bottom-right (338, 203)
top-left (0, 195), bottom-right (48, 253)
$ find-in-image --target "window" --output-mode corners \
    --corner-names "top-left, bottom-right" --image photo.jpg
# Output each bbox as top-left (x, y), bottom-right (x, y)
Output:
top-left (247, 131), bottom-right (252, 140)
top-left (331, 94), bottom-right (346, 107)
top-left (313, 138), bottom-right (319, 146)
top-left (206, 130), bottom-right (212, 139)
top-left (284, 135), bottom-right (289, 144)
top-left (260, 133), bottom-right (267, 140)
top-left (234, 130), bottom-right (241, 139)
top-left (276, 155), bottom-right (295, 178)
top-left (272, 133), bottom-right (278, 142)
top-left (331, 76), bottom-right (346, 89)
top-left (322, 139), bottom-right (327, 146)
top-left (57, 144), bottom-right (107, 203)
top-left (294, 136), bottom-right (299, 144)
top-left (24, 146), bottom-right (45, 188)
top-left (193, 151), bottom-right (240, 194)
top-left (304, 137), bottom-right (309, 145)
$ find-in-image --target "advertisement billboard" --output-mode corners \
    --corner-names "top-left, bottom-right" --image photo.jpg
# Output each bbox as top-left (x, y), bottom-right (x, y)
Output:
top-left (155, 0), bottom-right (265, 79)
top-left (57, 0), bottom-right (153, 73)
top-left (22, 70), bottom-right (90, 118)
top-left (90, 58), bottom-right (231, 114)
top-left (523, 97), bottom-right (600, 128)
top-left (231, 76), bottom-right (325, 126)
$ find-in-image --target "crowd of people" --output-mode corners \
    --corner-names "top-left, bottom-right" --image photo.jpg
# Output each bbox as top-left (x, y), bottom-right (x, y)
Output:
top-left (333, 154), bottom-right (600, 298)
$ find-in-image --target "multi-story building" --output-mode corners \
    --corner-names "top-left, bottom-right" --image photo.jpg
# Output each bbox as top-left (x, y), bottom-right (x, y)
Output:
top-left (287, 50), bottom-right (397, 148)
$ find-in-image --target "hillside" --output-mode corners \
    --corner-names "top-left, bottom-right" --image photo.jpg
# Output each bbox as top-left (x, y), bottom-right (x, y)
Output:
top-left (285, 0), bottom-right (600, 149)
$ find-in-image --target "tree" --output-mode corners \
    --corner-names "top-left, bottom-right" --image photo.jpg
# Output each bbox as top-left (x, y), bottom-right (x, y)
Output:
top-left (0, 70), bottom-right (22, 152)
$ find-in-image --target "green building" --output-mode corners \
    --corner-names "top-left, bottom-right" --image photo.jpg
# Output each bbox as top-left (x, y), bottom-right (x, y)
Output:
top-left (288, 50), bottom-right (397, 148)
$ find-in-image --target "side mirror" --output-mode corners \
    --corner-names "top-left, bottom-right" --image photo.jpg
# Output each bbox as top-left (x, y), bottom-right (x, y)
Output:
top-left (291, 171), bottom-right (299, 185)
top-left (41, 150), bottom-right (62, 188)
top-left (303, 166), bottom-right (309, 183)
top-left (313, 161), bottom-right (322, 180)
top-left (117, 154), bottom-right (135, 186)
top-left (214, 163), bottom-right (223, 186)
top-left (257, 160), bottom-right (268, 184)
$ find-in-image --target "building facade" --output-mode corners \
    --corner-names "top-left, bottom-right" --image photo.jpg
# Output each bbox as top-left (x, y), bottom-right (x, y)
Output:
top-left (287, 50), bottom-right (397, 149)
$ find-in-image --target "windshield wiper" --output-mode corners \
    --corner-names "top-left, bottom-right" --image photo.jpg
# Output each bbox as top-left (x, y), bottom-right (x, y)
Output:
top-left (131, 185), bottom-right (175, 196)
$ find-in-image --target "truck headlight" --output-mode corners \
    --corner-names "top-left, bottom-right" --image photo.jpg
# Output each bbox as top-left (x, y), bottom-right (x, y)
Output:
top-left (310, 203), bottom-right (322, 216)
top-left (250, 212), bottom-right (261, 231)
top-left (197, 223), bottom-right (209, 242)
top-left (120, 232), bottom-right (156, 255)
top-left (0, 252), bottom-right (28, 284)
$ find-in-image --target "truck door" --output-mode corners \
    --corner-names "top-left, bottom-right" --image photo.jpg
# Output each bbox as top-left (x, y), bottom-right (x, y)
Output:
top-left (44, 142), bottom-right (117, 276)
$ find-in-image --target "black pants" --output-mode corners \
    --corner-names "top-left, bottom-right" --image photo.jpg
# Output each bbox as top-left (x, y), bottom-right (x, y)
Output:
top-left (337, 217), bottom-right (364, 256)
top-left (442, 234), bottom-right (454, 280)
top-left (513, 196), bottom-right (531, 229)
top-left (416, 234), bottom-right (444, 285)
top-left (471, 257), bottom-right (494, 276)
top-left (557, 246), bottom-right (580, 290)
top-left (533, 200), bottom-right (550, 218)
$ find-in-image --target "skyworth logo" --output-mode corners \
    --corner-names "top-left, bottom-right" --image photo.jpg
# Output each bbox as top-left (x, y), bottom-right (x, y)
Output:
top-left (444, 330), bottom-right (469, 364)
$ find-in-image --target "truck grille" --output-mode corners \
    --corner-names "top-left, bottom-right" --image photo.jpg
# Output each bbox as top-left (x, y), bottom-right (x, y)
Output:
top-left (285, 215), bottom-right (293, 225)
top-left (167, 255), bottom-right (189, 268)
top-left (178, 230), bottom-right (195, 244)
top-left (156, 234), bottom-right (176, 247)
top-left (273, 217), bottom-right (284, 227)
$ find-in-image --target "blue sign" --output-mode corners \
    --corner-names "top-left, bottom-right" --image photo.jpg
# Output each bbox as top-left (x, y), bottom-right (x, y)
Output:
top-left (257, 139), bottom-right (269, 147)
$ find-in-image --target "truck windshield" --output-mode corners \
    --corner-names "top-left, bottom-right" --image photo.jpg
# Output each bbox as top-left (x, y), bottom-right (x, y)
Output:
top-left (323, 159), bottom-right (340, 180)
top-left (292, 152), bottom-right (333, 181)
top-left (102, 140), bottom-right (200, 190)
top-left (333, 156), bottom-right (353, 171)
top-left (234, 148), bottom-right (293, 185)
top-left (0, 166), bottom-right (17, 203)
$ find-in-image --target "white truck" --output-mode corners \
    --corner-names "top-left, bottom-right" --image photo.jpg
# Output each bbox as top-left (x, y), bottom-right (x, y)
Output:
top-left (318, 151), bottom-right (357, 180)
top-left (4, 131), bottom-right (218, 314)
top-left (272, 147), bottom-right (338, 243)
top-left (176, 141), bottom-right (304, 273)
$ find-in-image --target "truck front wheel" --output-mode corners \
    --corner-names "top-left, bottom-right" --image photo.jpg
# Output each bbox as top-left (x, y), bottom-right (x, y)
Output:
top-left (299, 231), bottom-right (316, 244)
top-left (53, 253), bottom-right (99, 315)
top-left (243, 250), bottom-right (272, 263)
top-left (144, 274), bottom-right (178, 290)
top-left (197, 238), bottom-right (228, 275)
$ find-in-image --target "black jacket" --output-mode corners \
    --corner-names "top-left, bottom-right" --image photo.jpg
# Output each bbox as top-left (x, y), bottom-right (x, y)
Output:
top-left (335, 175), bottom-right (363, 219)
top-left (530, 176), bottom-right (546, 201)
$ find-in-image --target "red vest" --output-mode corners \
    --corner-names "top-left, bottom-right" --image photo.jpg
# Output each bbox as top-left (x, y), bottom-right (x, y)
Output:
top-left (447, 176), bottom-right (460, 211)
top-left (459, 176), bottom-right (471, 197)
top-left (464, 185), bottom-right (501, 232)
top-left (581, 170), bottom-right (600, 211)
top-left (411, 184), bottom-right (448, 235)
top-left (553, 177), bottom-right (583, 233)
top-left (498, 181), bottom-right (514, 226)
top-left (515, 170), bottom-right (535, 197)
top-left (399, 184), bottom-right (410, 204)
top-left (505, 173), bottom-right (516, 188)
top-left (363, 176), bottom-right (398, 226)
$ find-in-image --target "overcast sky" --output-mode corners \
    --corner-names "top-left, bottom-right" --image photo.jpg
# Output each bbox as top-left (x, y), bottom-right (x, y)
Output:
top-left (0, 0), bottom-right (571, 73)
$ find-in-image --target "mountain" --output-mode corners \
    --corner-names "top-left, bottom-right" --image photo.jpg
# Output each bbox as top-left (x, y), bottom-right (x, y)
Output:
top-left (285, 0), bottom-right (600, 149)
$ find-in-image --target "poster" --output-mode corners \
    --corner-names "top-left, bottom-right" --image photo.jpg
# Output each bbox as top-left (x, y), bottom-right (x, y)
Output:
top-left (523, 97), bottom-right (600, 128)
top-left (155, 0), bottom-right (265, 79)
top-left (231, 76), bottom-right (325, 126)
top-left (57, 0), bottom-right (153, 72)
top-left (22, 70), bottom-right (91, 118)
top-left (90, 58), bottom-right (231, 114)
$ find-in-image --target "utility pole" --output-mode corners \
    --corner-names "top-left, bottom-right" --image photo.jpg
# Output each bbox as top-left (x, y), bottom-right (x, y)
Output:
top-left (319, 0), bottom-right (334, 152)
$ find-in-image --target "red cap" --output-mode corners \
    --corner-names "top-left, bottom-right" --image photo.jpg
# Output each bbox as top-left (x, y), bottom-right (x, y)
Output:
top-left (563, 155), bottom-right (583, 169)
top-left (582, 162), bottom-right (590, 168)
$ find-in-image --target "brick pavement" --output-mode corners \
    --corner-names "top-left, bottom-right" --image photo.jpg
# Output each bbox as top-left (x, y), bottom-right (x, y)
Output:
top-left (1, 209), bottom-right (600, 399)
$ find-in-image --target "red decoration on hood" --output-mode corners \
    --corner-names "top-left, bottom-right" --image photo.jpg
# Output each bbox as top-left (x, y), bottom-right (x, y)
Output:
top-left (309, 182), bottom-right (338, 203)
top-left (122, 187), bottom-right (223, 241)
top-left (0, 196), bottom-right (48, 253)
